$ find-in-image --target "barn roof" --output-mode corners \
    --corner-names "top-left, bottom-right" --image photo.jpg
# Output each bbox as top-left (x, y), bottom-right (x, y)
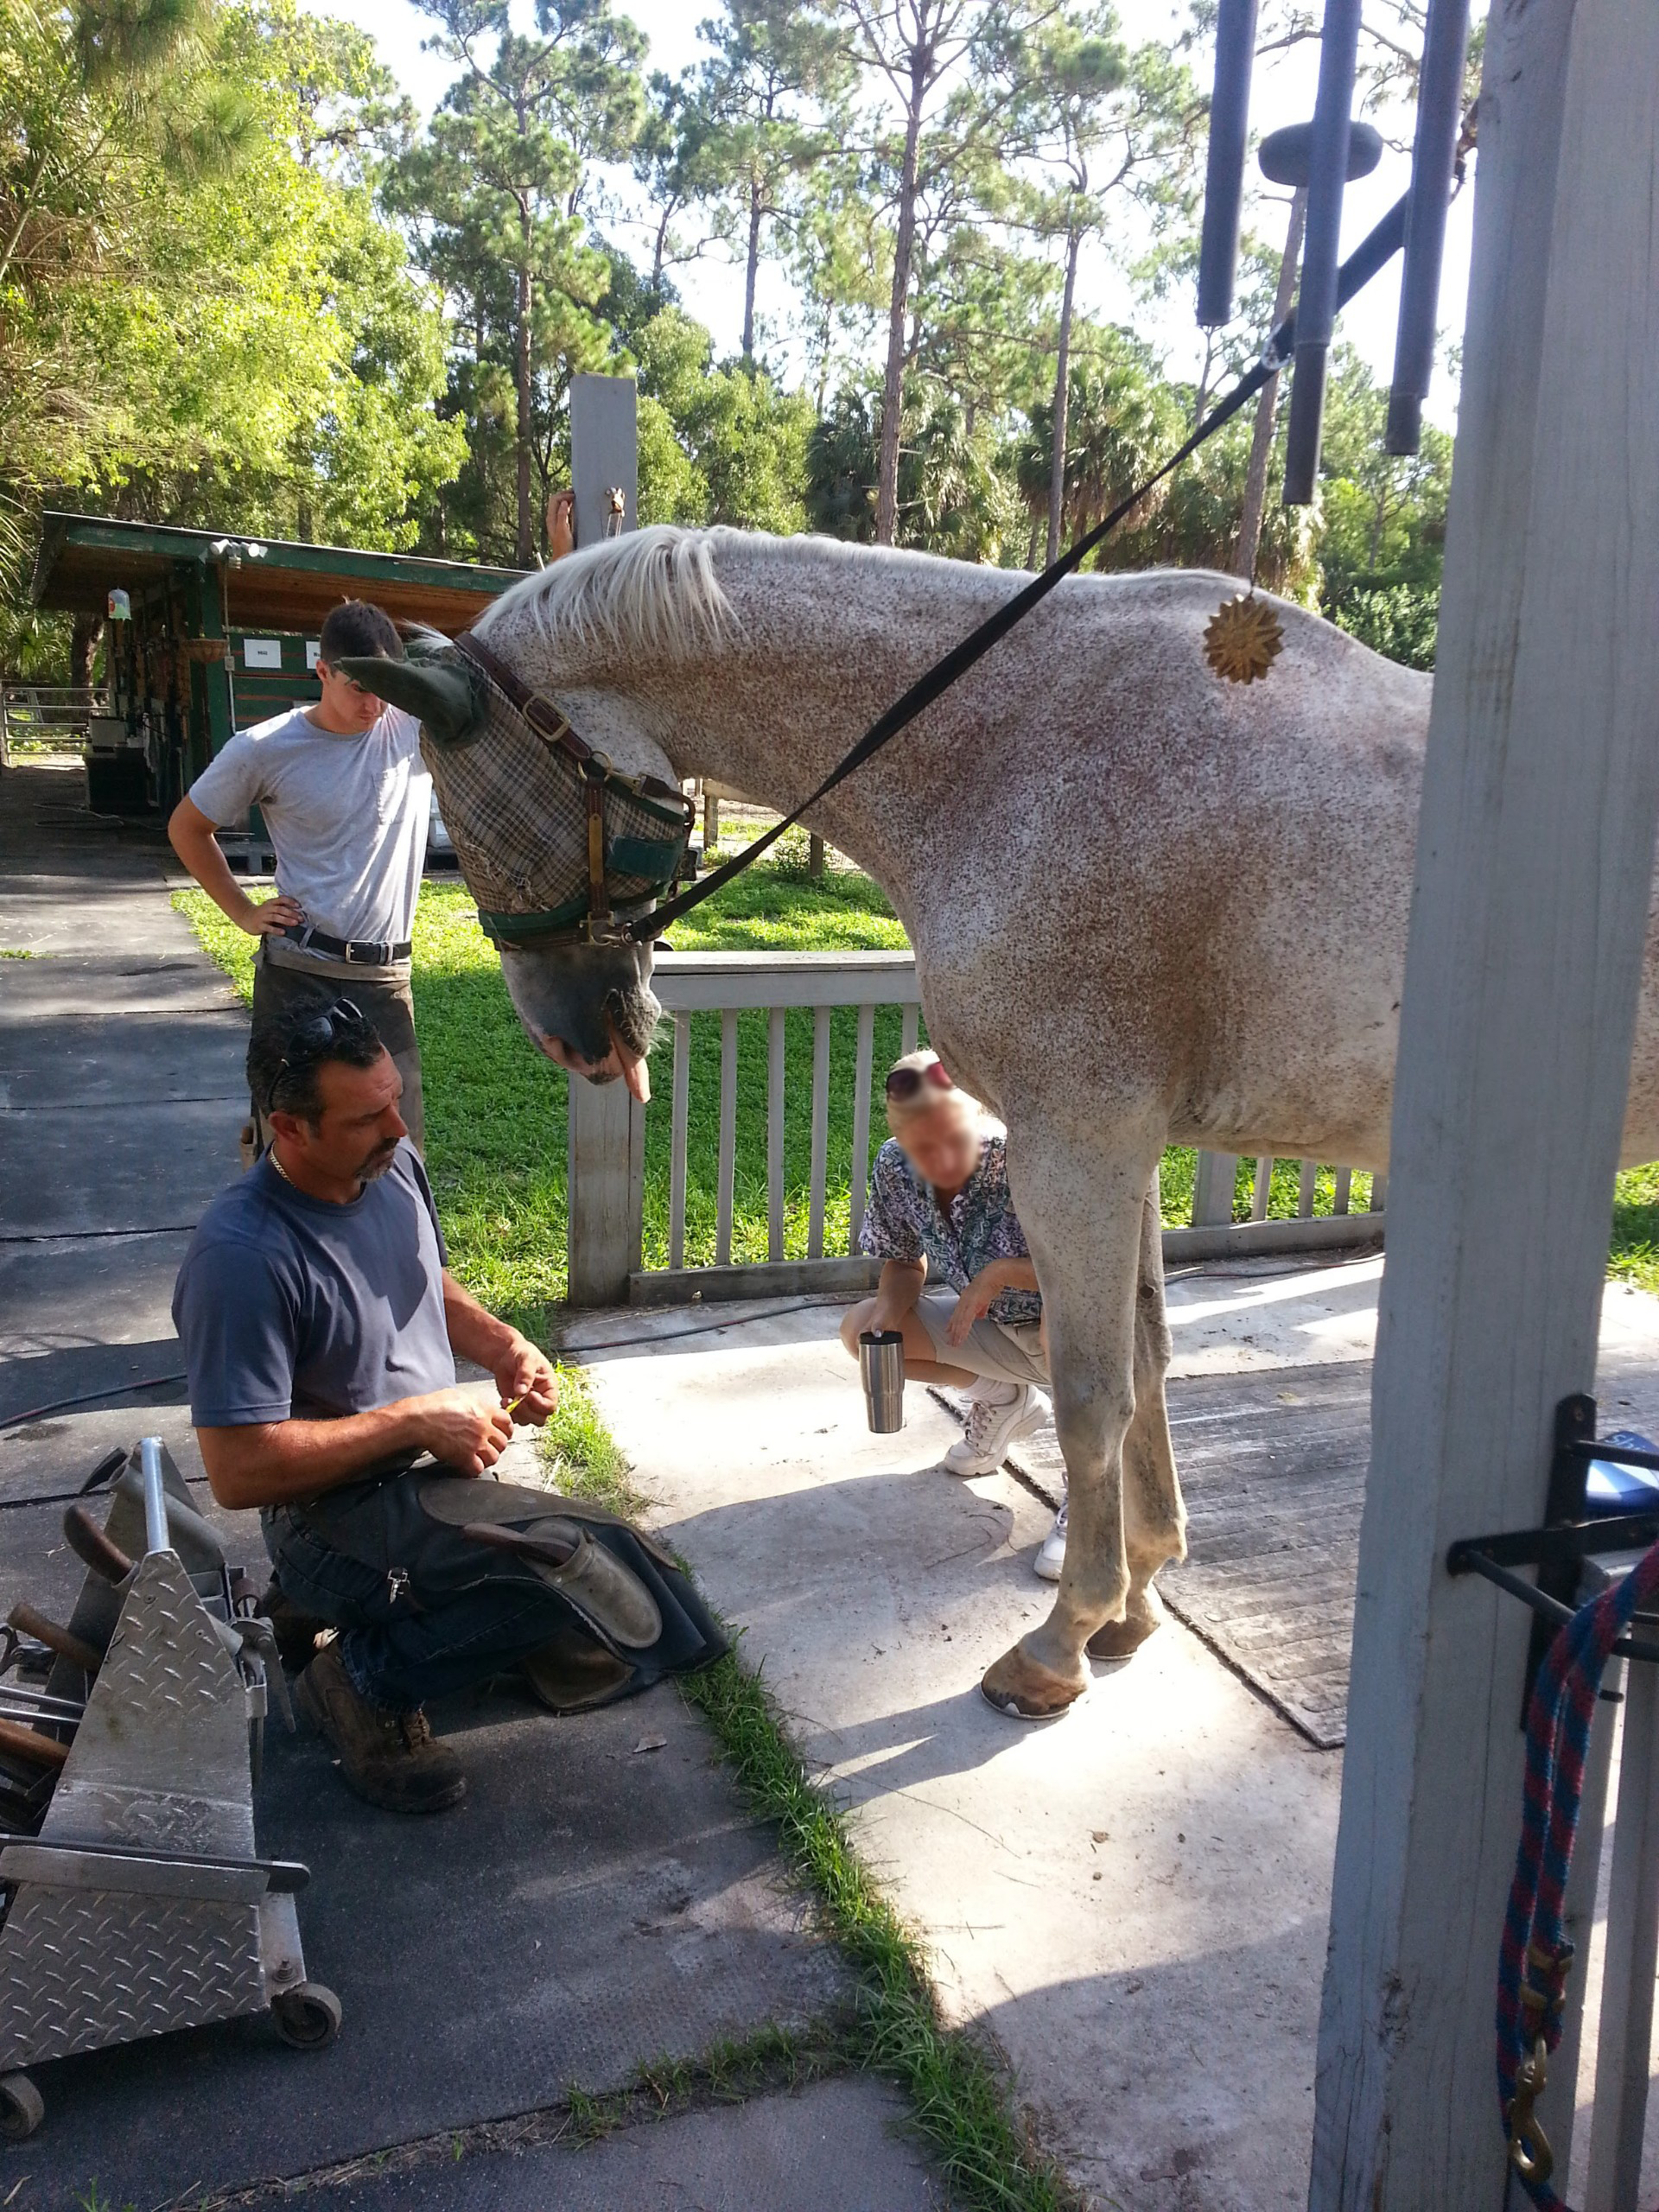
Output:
top-left (30, 512), bottom-right (526, 633)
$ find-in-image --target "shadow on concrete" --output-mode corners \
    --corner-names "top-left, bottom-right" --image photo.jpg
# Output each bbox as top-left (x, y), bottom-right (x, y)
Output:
top-left (976, 1936), bottom-right (1329, 2212)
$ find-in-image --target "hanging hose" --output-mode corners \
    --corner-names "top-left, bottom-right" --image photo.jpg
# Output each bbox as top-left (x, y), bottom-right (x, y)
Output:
top-left (1498, 1537), bottom-right (1659, 2205)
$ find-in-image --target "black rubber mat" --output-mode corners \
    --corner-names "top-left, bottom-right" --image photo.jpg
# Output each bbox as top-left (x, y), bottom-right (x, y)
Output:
top-left (0, 1682), bottom-right (848, 2209)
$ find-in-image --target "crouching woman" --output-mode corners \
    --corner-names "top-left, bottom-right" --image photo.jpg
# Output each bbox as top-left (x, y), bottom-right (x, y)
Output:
top-left (839, 1051), bottom-right (1066, 1580)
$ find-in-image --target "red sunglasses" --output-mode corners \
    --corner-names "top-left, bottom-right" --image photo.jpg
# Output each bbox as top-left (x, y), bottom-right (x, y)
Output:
top-left (885, 1060), bottom-right (954, 1102)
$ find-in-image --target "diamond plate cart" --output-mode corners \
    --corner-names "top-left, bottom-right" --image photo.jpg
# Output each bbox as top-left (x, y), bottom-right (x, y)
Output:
top-left (0, 1440), bottom-right (338, 2139)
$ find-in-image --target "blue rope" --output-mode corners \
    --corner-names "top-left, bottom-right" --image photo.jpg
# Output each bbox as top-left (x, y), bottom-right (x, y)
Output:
top-left (1498, 1538), bottom-right (1659, 2206)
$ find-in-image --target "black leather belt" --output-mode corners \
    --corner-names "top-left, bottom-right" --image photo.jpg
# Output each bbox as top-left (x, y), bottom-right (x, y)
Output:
top-left (282, 925), bottom-right (412, 965)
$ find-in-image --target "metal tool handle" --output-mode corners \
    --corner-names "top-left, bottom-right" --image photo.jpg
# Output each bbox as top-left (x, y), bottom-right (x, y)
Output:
top-left (138, 1437), bottom-right (169, 1557)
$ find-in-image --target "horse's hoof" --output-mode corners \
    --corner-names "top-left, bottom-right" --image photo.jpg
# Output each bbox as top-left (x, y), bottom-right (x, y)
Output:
top-left (1085, 1584), bottom-right (1166, 1662)
top-left (980, 1643), bottom-right (1087, 1722)
top-left (1085, 1611), bottom-right (1163, 1662)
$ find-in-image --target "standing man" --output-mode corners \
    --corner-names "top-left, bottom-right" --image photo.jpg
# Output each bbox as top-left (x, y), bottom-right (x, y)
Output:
top-left (168, 600), bottom-right (433, 1148)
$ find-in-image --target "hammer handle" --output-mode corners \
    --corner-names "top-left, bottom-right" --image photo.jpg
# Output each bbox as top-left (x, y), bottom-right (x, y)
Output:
top-left (62, 1505), bottom-right (133, 1586)
top-left (0, 1717), bottom-right (69, 1771)
top-left (7, 1605), bottom-right (100, 1677)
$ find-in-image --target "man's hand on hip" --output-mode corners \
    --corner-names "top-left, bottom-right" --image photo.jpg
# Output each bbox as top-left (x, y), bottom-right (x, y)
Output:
top-left (410, 1382), bottom-right (515, 1475)
top-left (493, 1336), bottom-right (560, 1426)
top-left (243, 893), bottom-right (305, 937)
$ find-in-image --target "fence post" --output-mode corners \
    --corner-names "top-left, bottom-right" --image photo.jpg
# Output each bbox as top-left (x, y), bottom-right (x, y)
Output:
top-left (1191, 1150), bottom-right (1238, 1226)
top-left (566, 1075), bottom-right (644, 1306)
top-left (1311, 0), bottom-right (1659, 2197)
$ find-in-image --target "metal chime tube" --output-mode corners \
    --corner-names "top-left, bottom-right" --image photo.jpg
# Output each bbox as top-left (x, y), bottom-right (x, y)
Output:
top-left (1281, 0), bottom-right (1363, 505)
top-left (1385, 0), bottom-right (1471, 454)
top-left (1197, 0), bottom-right (1261, 328)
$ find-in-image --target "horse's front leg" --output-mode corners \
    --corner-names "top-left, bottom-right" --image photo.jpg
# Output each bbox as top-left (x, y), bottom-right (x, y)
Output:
top-left (981, 1122), bottom-right (1163, 1721)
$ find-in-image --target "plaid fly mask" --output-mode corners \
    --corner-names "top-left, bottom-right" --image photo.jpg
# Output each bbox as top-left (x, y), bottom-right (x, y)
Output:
top-left (424, 634), bottom-right (695, 953)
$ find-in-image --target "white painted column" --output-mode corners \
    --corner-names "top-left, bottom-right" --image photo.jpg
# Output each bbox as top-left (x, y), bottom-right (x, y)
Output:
top-left (569, 372), bottom-right (637, 550)
top-left (565, 1076), bottom-right (643, 1306)
top-left (1310, 3), bottom-right (1659, 2205)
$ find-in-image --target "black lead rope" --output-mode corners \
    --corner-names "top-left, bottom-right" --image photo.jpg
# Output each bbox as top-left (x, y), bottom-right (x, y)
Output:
top-left (638, 190), bottom-right (1410, 947)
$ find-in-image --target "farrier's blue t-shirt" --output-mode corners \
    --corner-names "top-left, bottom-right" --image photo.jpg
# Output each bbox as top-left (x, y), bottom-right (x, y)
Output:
top-left (172, 1143), bottom-right (456, 1457)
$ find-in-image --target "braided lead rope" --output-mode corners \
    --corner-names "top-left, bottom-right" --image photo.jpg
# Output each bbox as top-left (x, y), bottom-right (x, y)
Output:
top-left (1498, 1538), bottom-right (1659, 2206)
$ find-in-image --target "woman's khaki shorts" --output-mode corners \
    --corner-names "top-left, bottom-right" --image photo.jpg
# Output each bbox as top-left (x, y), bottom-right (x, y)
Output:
top-left (913, 1289), bottom-right (1050, 1390)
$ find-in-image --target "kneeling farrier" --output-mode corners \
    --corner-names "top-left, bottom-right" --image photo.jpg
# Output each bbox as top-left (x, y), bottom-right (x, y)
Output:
top-left (841, 1052), bottom-right (1065, 1580)
top-left (172, 1001), bottom-right (721, 1815)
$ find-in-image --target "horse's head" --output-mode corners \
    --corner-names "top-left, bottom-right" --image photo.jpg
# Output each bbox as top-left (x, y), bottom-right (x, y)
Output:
top-left (343, 532), bottom-right (729, 1100)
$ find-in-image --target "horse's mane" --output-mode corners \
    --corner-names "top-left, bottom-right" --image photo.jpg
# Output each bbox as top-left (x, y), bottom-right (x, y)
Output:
top-left (475, 525), bottom-right (734, 662)
top-left (474, 521), bottom-right (1344, 677)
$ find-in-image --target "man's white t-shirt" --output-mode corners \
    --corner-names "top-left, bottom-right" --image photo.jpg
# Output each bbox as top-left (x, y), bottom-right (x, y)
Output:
top-left (188, 705), bottom-right (430, 950)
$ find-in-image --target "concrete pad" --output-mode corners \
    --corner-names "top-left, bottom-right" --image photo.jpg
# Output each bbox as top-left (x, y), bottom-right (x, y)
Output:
top-left (582, 1305), bottom-right (1340, 2211)
top-left (1161, 1249), bottom-right (1659, 1383)
top-left (580, 1268), bottom-right (1659, 2208)
top-left (0, 1097), bottom-right (244, 1235)
top-left (295, 2075), bottom-right (939, 2211)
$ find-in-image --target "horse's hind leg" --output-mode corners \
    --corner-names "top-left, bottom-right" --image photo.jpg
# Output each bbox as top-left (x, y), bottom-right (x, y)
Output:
top-left (1090, 1166), bottom-right (1187, 1661)
top-left (981, 1116), bottom-right (1162, 1720)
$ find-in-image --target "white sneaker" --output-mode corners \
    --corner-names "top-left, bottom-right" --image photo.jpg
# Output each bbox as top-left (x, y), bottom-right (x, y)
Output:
top-left (942, 1384), bottom-right (1050, 1477)
top-left (1034, 1496), bottom-right (1066, 1582)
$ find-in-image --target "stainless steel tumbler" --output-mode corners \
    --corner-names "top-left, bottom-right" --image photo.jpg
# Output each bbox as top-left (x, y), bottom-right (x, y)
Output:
top-left (859, 1330), bottom-right (906, 1433)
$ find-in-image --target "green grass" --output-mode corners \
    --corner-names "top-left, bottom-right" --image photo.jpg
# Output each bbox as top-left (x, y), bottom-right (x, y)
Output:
top-left (679, 1644), bottom-right (1082, 2212)
top-left (174, 864), bottom-right (917, 1314)
top-left (1611, 1160), bottom-right (1659, 1298)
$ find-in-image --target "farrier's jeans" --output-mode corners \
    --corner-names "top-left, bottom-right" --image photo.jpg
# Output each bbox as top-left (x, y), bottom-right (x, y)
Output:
top-left (267, 1503), bottom-right (570, 1713)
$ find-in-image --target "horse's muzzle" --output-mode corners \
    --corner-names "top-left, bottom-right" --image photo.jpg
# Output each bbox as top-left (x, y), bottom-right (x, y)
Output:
top-left (499, 940), bottom-right (660, 1099)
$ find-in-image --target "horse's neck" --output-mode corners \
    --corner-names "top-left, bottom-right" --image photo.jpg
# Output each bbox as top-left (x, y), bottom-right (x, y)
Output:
top-left (617, 545), bottom-right (1019, 885)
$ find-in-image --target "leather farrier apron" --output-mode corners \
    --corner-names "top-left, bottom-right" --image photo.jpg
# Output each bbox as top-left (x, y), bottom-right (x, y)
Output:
top-left (288, 1468), bottom-right (726, 1712)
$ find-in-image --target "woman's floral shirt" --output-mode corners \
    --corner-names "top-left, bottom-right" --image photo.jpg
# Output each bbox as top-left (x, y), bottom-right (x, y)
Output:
top-left (859, 1131), bottom-right (1042, 1325)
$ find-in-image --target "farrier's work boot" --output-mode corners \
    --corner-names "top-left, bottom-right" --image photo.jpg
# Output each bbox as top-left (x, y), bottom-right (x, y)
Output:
top-left (296, 1643), bottom-right (466, 1815)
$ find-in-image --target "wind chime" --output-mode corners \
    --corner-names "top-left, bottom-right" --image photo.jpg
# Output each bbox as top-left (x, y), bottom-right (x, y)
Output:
top-left (1192, 0), bottom-right (1471, 683)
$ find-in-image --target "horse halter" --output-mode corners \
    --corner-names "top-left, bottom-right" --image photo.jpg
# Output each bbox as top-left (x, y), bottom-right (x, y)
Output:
top-left (450, 632), bottom-right (694, 952)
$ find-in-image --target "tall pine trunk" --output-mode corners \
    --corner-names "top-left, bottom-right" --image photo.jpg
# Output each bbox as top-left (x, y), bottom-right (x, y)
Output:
top-left (1046, 223), bottom-right (1081, 567)
top-left (875, 73), bottom-right (925, 546)
top-left (1236, 188), bottom-right (1306, 580)
top-left (742, 170), bottom-right (763, 366)
top-left (514, 197), bottom-right (535, 569)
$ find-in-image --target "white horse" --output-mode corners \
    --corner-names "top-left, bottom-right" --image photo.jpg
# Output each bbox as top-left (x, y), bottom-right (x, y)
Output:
top-left (355, 527), bottom-right (1659, 1720)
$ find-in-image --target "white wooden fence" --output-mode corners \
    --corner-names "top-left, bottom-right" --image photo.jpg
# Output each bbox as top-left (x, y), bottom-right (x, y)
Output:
top-left (564, 950), bottom-right (1385, 1306)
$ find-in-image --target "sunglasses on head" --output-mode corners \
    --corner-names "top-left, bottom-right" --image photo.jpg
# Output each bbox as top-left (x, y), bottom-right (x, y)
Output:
top-left (885, 1059), bottom-right (954, 1102)
top-left (274, 997), bottom-right (371, 1082)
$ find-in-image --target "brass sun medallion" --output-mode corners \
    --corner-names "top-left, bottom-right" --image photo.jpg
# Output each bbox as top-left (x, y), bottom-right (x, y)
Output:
top-left (1204, 591), bottom-right (1284, 684)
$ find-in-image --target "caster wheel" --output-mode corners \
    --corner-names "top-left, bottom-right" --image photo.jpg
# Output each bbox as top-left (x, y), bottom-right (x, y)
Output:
top-left (0, 2071), bottom-right (42, 2139)
top-left (271, 1981), bottom-right (342, 2050)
